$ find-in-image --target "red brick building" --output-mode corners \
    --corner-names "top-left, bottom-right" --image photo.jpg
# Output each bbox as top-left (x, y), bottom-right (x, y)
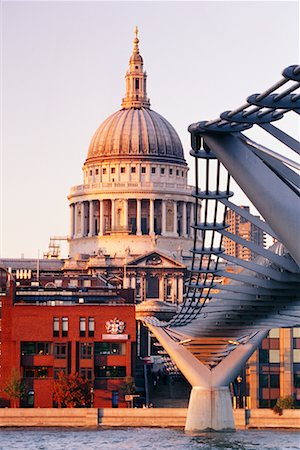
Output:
top-left (0, 269), bottom-right (136, 408)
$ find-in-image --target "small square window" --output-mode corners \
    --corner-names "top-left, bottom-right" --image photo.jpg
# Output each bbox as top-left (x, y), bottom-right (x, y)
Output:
top-left (80, 343), bottom-right (93, 359)
top-left (151, 167), bottom-right (156, 174)
top-left (269, 349), bottom-right (280, 363)
top-left (161, 168), bottom-right (165, 175)
top-left (141, 167), bottom-right (146, 174)
top-left (169, 169), bottom-right (173, 175)
top-left (111, 167), bottom-right (115, 174)
top-left (95, 169), bottom-right (99, 175)
top-left (103, 168), bottom-right (107, 174)
top-left (131, 167), bottom-right (136, 173)
top-left (121, 167), bottom-right (126, 173)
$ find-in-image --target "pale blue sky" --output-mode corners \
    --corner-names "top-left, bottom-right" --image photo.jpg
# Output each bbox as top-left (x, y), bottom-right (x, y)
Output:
top-left (1, 1), bottom-right (299, 258)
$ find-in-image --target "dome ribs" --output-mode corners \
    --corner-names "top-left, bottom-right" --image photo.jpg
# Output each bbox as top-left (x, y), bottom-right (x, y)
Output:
top-left (85, 108), bottom-right (186, 164)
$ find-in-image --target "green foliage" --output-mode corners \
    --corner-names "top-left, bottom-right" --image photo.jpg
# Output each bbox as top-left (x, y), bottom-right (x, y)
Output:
top-left (119, 376), bottom-right (136, 396)
top-left (53, 372), bottom-right (92, 408)
top-left (3, 368), bottom-right (27, 407)
top-left (275, 395), bottom-right (296, 410)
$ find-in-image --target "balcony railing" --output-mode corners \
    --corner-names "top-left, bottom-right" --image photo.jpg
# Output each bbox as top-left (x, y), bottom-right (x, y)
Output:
top-left (70, 181), bottom-right (192, 195)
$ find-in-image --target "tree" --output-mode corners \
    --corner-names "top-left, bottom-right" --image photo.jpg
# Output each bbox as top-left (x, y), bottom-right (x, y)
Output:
top-left (53, 372), bottom-right (92, 408)
top-left (119, 376), bottom-right (136, 396)
top-left (3, 368), bottom-right (27, 407)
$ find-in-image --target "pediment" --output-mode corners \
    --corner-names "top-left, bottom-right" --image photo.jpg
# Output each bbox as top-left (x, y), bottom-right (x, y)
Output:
top-left (127, 251), bottom-right (186, 269)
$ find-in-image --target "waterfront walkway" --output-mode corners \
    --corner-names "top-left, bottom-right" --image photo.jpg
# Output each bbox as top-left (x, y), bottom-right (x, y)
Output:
top-left (0, 408), bottom-right (299, 429)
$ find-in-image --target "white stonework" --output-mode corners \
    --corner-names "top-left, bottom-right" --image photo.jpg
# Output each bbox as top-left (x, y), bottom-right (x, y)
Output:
top-left (68, 30), bottom-right (195, 267)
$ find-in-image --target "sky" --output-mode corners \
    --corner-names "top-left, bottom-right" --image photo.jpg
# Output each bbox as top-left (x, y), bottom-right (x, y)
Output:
top-left (1, 1), bottom-right (299, 258)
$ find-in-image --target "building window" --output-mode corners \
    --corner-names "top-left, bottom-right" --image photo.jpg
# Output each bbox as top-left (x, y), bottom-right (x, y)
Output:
top-left (94, 342), bottom-right (125, 355)
top-left (21, 342), bottom-right (52, 355)
top-left (268, 329), bottom-right (280, 338)
top-left (146, 275), bottom-right (159, 299)
top-left (24, 367), bottom-right (49, 379)
top-left (161, 168), bottom-right (165, 175)
top-left (80, 368), bottom-right (93, 380)
top-left (53, 317), bottom-right (59, 337)
top-left (103, 168), bottom-right (107, 174)
top-left (269, 350), bottom-right (280, 363)
top-left (88, 317), bottom-right (95, 337)
top-left (95, 365), bottom-right (126, 378)
top-left (141, 167), bottom-right (146, 174)
top-left (135, 79), bottom-right (139, 89)
top-left (169, 168), bottom-right (173, 175)
top-left (54, 343), bottom-right (67, 359)
top-left (167, 279), bottom-right (172, 298)
top-left (182, 171), bottom-right (184, 176)
top-left (54, 368), bottom-right (67, 379)
top-left (80, 317), bottom-right (86, 337)
top-left (95, 169), bottom-right (99, 175)
top-left (151, 167), bottom-right (156, 174)
top-left (293, 349), bottom-right (300, 363)
top-left (176, 169), bottom-right (179, 176)
top-left (111, 167), bottom-right (115, 174)
top-left (121, 167), bottom-right (126, 173)
top-left (131, 167), bottom-right (136, 173)
top-left (80, 343), bottom-right (93, 359)
top-left (62, 317), bottom-right (68, 337)
top-left (89, 170), bottom-right (92, 176)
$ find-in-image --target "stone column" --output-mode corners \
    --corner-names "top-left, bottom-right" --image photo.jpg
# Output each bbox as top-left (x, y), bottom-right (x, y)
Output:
top-left (159, 274), bottom-right (165, 300)
top-left (69, 204), bottom-right (74, 238)
top-left (178, 276), bottom-right (184, 303)
top-left (111, 199), bottom-right (116, 231)
top-left (124, 199), bottom-right (128, 230)
top-left (137, 199), bottom-right (142, 235)
top-left (161, 200), bottom-right (166, 236)
top-left (173, 200), bottom-right (178, 236)
top-left (173, 276), bottom-right (178, 303)
top-left (131, 276), bottom-right (136, 289)
top-left (149, 199), bottom-right (155, 235)
top-left (80, 202), bottom-right (85, 237)
top-left (182, 202), bottom-right (187, 237)
top-left (89, 200), bottom-right (94, 236)
top-left (98, 199), bottom-right (103, 236)
top-left (74, 203), bottom-right (78, 237)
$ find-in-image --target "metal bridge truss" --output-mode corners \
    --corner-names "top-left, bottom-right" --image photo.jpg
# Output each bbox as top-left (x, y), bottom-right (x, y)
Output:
top-left (144, 64), bottom-right (300, 373)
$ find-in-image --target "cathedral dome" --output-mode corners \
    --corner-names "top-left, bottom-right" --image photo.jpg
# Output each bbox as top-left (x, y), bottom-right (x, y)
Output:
top-left (85, 27), bottom-right (186, 166)
top-left (86, 107), bottom-right (185, 164)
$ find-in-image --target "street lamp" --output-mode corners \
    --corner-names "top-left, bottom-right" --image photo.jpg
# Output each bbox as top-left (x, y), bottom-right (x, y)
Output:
top-left (237, 375), bottom-right (242, 408)
top-left (90, 387), bottom-right (94, 408)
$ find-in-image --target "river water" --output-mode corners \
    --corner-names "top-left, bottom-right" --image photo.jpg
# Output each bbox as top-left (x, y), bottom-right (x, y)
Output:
top-left (0, 428), bottom-right (299, 450)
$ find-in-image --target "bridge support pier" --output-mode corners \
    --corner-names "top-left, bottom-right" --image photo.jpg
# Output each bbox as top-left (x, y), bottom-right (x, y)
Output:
top-left (146, 322), bottom-right (268, 432)
top-left (186, 385), bottom-right (234, 432)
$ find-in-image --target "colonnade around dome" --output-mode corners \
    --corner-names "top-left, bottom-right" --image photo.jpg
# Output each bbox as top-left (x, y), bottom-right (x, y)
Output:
top-left (69, 197), bottom-right (195, 240)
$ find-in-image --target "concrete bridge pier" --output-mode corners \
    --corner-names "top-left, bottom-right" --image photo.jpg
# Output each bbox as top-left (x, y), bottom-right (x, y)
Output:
top-left (146, 322), bottom-right (268, 432)
top-left (185, 385), bottom-right (234, 432)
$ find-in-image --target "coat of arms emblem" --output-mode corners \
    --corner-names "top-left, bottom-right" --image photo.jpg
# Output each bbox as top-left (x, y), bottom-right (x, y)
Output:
top-left (105, 317), bottom-right (126, 334)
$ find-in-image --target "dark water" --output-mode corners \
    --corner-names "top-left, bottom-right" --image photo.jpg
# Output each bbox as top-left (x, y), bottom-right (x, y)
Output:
top-left (0, 428), bottom-right (299, 450)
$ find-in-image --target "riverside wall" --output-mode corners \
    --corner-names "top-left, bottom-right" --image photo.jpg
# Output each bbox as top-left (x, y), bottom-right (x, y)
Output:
top-left (0, 408), bottom-right (299, 428)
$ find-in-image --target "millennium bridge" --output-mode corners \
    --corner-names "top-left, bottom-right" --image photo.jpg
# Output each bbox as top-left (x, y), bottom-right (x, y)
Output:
top-left (143, 65), bottom-right (300, 432)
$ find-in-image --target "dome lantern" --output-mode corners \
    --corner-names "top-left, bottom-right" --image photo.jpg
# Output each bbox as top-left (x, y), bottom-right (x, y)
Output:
top-left (121, 27), bottom-right (151, 109)
top-left (86, 29), bottom-right (186, 165)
